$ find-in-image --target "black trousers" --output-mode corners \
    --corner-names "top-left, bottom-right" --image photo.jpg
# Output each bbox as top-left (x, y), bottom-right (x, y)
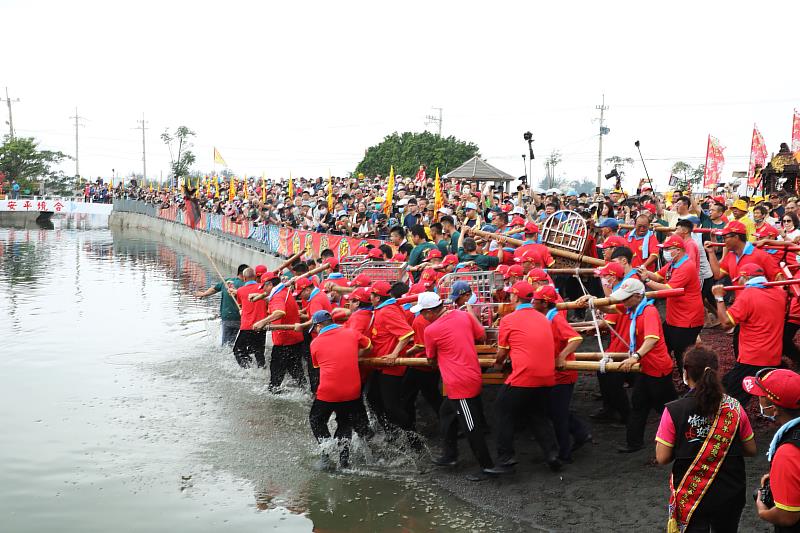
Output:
top-left (547, 383), bottom-right (591, 461)
top-left (723, 362), bottom-right (769, 407)
top-left (598, 371), bottom-right (631, 421)
top-left (402, 368), bottom-right (443, 428)
top-left (683, 493), bottom-right (744, 533)
top-left (300, 338), bottom-right (319, 393)
top-left (440, 395), bottom-right (494, 469)
top-left (232, 329), bottom-right (266, 368)
top-left (268, 342), bottom-right (306, 391)
top-left (380, 373), bottom-right (413, 432)
top-left (309, 397), bottom-right (371, 465)
top-left (495, 384), bottom-right (558, 463)
top-left (363, 371), bottom-right (387, 428)
top-left (783, 322), bottom-right (800, 365)
top-left (626, 374), bottom-right (677, 448)
top-left (663, 322), bottom-right (703, 373)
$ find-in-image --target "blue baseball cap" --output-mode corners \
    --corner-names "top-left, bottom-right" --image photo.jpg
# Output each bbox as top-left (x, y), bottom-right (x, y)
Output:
top-left (597, 218), bottom-right (619, 230)
top-left (310, 310), bottom-right (333, 332)
top-left (450, 281), bottom-right (472, 301)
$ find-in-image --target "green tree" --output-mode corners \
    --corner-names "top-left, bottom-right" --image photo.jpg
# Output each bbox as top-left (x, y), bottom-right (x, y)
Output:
top-left (605, 155), bottom-right (635, 169)
top-left (0, 135), bottom-right (71, 195)
top-left (355, 131), bottom-right (479, 177)
top-left (671, 161), bottom-right (703, 190)
top-left (161, 126), bottom-right (196, 187)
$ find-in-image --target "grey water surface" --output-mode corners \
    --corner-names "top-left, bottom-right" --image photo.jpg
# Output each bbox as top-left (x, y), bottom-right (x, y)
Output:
top-left (0, 224), bottom-right (524, 533)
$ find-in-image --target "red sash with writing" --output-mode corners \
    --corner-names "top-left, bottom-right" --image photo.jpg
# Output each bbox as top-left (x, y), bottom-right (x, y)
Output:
top-left (667, 395), bottom-right (740, 532)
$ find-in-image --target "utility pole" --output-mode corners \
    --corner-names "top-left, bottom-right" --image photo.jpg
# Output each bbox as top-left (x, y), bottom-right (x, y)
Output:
top-left (595, 94), bottom-right (609, 189)
top-left (425, 107), bottom-right (443, 136)
top-left (1, 87), bottom-right (21, 139)
top-left (135, 113), bottom-right (148, 183)
top-left (69, 107), bottom-right (86, 180)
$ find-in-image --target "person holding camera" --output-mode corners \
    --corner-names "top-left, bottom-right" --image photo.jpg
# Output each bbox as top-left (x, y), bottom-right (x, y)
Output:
top-left (656, 346), bottom-right (757, 532)
top-left (744, 369), bottom-right (800, 531)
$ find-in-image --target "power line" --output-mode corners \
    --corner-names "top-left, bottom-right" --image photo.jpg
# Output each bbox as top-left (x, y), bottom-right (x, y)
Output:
top-left (69, 107), bottom-right (86, 179)
top-left (425, 107), bottom-right (443, 136)
top-left (595, 94), bottom-right (609, 188)
top-left (1, 87), bottom-right (21, 138)
top-left (134, 113), bottom-right (148, 182)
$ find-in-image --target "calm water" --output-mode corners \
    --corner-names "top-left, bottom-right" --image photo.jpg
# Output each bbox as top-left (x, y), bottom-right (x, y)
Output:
top-left (0, 222), bottom-right (524, 533)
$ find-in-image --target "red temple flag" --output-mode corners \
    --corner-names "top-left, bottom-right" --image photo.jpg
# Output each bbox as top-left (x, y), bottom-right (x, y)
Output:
top-left (747, 125), bottom-right (768, 187)
top-left (793, 109), bottom-right (800, 154)
top-left (703, 135), bottom-right (725, 189)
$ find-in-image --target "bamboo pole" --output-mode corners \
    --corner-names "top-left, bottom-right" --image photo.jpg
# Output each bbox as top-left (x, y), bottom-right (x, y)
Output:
top-left (723, 279), bottom-right (800, 291)
top-left (470, 227), bottom-right (607, 267)
top-left (277, 251), bottom-right (304, 273)
top-left (544, 268), bottom-right (598, 275)
top-left (618, 224), bottom-right (712, 234)
top-left (358, 352), bottom-right (630, 368)
top-left (556, 288), bottom-right (684, 309)
top-left (707, 242), bottom-right (800, 252)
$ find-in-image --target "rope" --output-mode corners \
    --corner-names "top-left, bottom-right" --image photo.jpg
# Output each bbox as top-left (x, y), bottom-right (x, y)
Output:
top-left (575, 271), bottom-right (609, 373)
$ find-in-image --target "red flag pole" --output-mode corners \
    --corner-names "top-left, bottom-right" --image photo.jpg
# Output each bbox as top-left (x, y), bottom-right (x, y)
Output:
top-left (747, 124), bottom-right (756, 196)
top-left (703, 134), bottom-right (711, 191)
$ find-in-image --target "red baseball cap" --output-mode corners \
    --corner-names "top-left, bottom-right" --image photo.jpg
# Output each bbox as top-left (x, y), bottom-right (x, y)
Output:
top-left (349, 274), bottom-right (371, 287)
top-left (355, 246), bottom-right (370, 255)
top-left (349, 286), bottom-right (372, 303)
top-left (511, 216), bottom-right (526, 226)
top-left (642, 203), bottom-right (657, 215)
top-left (658, 235), bottom-right (685, 250)
top-left (597, 235), bottom-right (628, 249)
top-left (254, 264), bottom-right (268, 277)
top-left (595, 262), bottom-right (625, 279)
top-left (495, 264), bottom-right (510, 276)
top-left (734, 263), bottom-right (765, 281)
top-left (370, 280), bottom-right (392, 297)
top-left (293, 277), bottom-right (313, 295)
top-left (755, 224), bottom-right (780, 238)
top-left (367, 248), bottom-right (385, 259)
top-left (441, 254), bottom-right (459, 267)
top-left (421, 267), bottom-right (439, 282)
top-left (260, 271), bottom-right (279, 283)
top-left (513, 246), bottom-right (543, 264)
top-left (392, 252), bottom-right (407, 262)
top-left (527, 268), bottom-right (549, 282)
top-left (323, 257), bottom-right (339, 270)
top-left (501, 203), bottom-right (513, 213)
top-left (713, 220), bottom-right (747, 236)
top-left (524, 222), bottom-right (539, 235)
top-left (504, 264), bottom-right (524, 279)
top-left (533, 284), bottom-right (558, 303)
top-left (742, 368), bottom-right (800, 409)
top-left (509, 281), bottom-right (535, 299)
top-left (425, 248), bottom-right (443, 260)
top-left (713, 195), bottom-right (726, 206)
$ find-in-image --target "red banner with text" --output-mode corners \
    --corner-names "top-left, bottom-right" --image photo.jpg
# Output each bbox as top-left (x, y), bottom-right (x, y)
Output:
top-left (278, 228), bottom-right (385, 259)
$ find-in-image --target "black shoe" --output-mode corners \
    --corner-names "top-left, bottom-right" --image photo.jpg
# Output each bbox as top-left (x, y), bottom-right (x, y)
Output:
top-left (497, 457), bottom-right (518, 467)
top-left (558, 455), bottom-right (574, 464)
top-left (546, 456), bottom-right (563, 472)
top-left (465, 471), bottom-right (489, 482)
top-left (483, 465), bottom-right (514, 475)
top-left (616, 444), bottom-right (644, 454)
top-left (431, 456), bottom-right (457, 467)
top-left (572, 434), bottom-right (592, 452)
top-left (589, 409), bottom-right (617, 423)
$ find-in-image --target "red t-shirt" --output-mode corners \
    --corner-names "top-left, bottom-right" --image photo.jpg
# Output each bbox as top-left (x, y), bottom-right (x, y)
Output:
top-left (550, 312), bottom-right (582, 385)
top-left (657, 256), bottom-right (704, 328)
top-left (771, 442), bottom-right (800, 512)
top-left (516, 243), bottom-right (556, 268)
top-left (267, 286), bottom-right (304, 346)
top-left (311, 325), bottom-right (371, 402)
top-left (371, 301), bottom-right (414, 377)
top-left (625, 232), bottom-right (659, 270)
top-left (629, 304), bottom-right (673, 377)
top-left (498, 307), bottom-right (555, 387)
top-left (726, 286), bottom-right (786, 366)
top-left (410, 314), bottom-right (434, 373)
top-left (683, 236), bottom-right (700, 272)
top-left (236, 282), bottom-right (268, 330)
top-left (345, 309), bottom-right (374, 336)
top-left (605, 306), bottom-right (631, 353)
top-left (424, 310), bottom-right (485, 399)
top-left (719, 243), bottom-right (781, 281)
top-left (304, 289), bottom-right (333, 315)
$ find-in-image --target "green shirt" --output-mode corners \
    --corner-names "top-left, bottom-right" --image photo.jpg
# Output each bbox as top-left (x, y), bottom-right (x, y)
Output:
top-left (409, 241), bottom-right (436, 282)
top-left (457, 247), bottom-right (500, 270)
top-left (214, 277), bottom-right (245, 321)
top-left (436, 239), bottom-right (450, 256)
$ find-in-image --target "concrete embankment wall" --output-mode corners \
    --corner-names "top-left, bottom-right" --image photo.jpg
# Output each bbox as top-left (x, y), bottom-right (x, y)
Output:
top-left (109, 211), bottom-right (284, 271)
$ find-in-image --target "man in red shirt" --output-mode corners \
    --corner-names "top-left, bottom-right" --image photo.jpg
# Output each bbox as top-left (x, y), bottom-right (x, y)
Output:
top-left (745, 369), bottom-right (800, 529)
top-left (588, 278), bottom-right (676, 453)
top-left (253, 271), bottom-right (307, 393)
top-left (711, 263), bottom-right (787, 406)
top-left (308, 310), bottom-right (373, 469)
top-left (417, 292), bottom-right (506, 481)
top-left (533, 285), bottom-right (590, 463)
top-left (706, 220), bottom-right (783, 282)
top-left (639, 235), bottom-right (705, 373)
top-left (625, 214), bottom-right (659, 271)
top-left (370, 280), bottom-right (415, 437)
top-left (233, 267), bottom-right (269, 368)
top-left (294, 277), bottom-right (333, 393)
top-left (494, 281), bottom-right (561, 471)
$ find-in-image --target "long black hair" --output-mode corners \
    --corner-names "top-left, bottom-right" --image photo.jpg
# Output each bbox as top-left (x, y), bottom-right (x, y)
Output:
top-left (684, 346), bottom-right (724, 418)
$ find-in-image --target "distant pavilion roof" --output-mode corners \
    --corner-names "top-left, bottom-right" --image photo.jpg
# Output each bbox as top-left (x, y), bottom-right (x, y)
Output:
top-left (443, 156), bottom-right (516, 182)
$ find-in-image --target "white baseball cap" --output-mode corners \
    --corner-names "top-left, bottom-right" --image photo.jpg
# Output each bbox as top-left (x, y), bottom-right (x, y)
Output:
top-left (609, 278), bottom-right (645, 302)
top-left (465, 201), bottom-right (478, 210)
top-left (409, 292), bottom-right (442, 313)
top-left (437, 207), bottom-right (453, 216)
top-left (512, 206), bottom-right (526, 215)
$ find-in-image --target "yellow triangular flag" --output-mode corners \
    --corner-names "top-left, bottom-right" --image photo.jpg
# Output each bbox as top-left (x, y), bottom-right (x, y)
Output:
top-left (214, 147), bottom-right (227, 167)
top-left (383, 166), bottom-right (395, 216)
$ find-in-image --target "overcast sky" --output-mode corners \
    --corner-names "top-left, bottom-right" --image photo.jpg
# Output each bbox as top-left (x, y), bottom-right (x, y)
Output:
top-left (2, 0), bottom-right (799, 192)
